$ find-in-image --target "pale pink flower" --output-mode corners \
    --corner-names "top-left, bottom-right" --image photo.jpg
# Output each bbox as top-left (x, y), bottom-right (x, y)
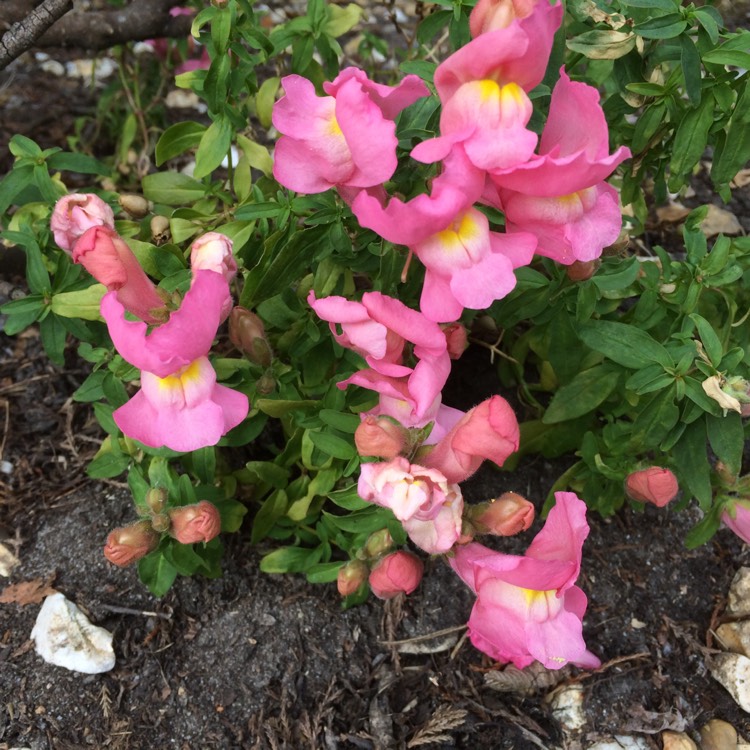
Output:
top-left (272, 68), bottom-right (428, 194)
top-left (190, 232), bottom-right (237, 282)
top-left (625, 467), bottom-right (679, 508)
top-left (369, 551), bottom-right (424, 599)
top-left (469, 0), bottom-right (538, 36)
top-left (51, 193), bottom-right (115, 253)
top-left (723, 501), bottom-right (750, 545)
top-left (421, 396), bottom-right (520, 483)
top-left (450, 492), bottom-right (600, 669)
top-left (358, 458), bottom-right (463, 553)
top-left (73, 226), bottom-right (165, 324)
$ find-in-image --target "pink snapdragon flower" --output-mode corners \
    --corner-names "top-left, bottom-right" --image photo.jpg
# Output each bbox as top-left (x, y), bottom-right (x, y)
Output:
top-left (410, 2), bottom-right (562, 172)
top-left (450, 492), bottom-right (600, 669)
top-left (486, 71), bottom-right (631, 264)
top-left (369, 551), bottom-right (424, 599)
top-left (723, 501), bottom-right (750, 545)
top-left (101, 270), bottom-right (249, 451)
top-left (51, 193), bottom-right (115, 253)
top-left (421, 396), bottom-right (520, 483)
top-left (413, 206), bottom-right (536, 322)
top-left (469, 0), bottom-right (538, 36)
top-left (359, 457), bottom-right (463, 553)
top-left (73, 226), bottom-right (166, 324)
top-left (272, 68), bottom-right (429, 194)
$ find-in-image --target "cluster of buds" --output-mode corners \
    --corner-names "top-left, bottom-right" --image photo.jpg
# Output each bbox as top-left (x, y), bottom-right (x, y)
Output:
top-left (103, 488), bottom-right (222, 567)
top-left (336, 528), bottom-right (424, 601)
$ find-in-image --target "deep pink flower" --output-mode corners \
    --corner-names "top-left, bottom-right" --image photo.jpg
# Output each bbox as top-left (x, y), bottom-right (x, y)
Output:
top-left (450, 492), bottom-right (600, 669)
top-left (101, 270), bottom-right (229, 378)
top-left (421, 396), bottom-right (520, 483)
top-left (358, 457), bottom-right (463, 553)
top-left (625, 467), bottom-right (679, 508)
top-left (369, 551), bottom-right (424, 599)
top-left (272, 69), bottom-right (428, 194)
top-left (73, 226), bottom-right (165, 324)
top-left (113, 355), bottom-right (248, 452)
top-left (51, 193), bottom-right (115, 253)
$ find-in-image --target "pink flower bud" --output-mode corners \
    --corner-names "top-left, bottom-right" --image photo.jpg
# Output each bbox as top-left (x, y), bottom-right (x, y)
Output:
top-left (337, 560), bottom-right (369, 596)
top-left (168, 501), bottom-right (221, 544)
top-left (441, 323), bottom-right (468, 360)
top-left (722, 500), bottom-right (750, 544)
top-left (354, 416), bottom-right (408, 459)
top-left (471, 492), bottom-right (535, 536)
top-left (51, 193), bottom-right (115, 253)
top-left (103, 520), bottom-right (159, 567)
top-left (368, 551), bottom-right (423, 600)
top-left (566, 259), bottom-right (600, 282)
top-left (190, 232), bottom-right (237, 283)
top-left (625, 467), bottom-right (679, 507)
top-left (72, 226), bottom-right (166, 324)
top-left (145, 487), bottom-right (168, 514)
top-left (228, 307), bottom-right (273, 367)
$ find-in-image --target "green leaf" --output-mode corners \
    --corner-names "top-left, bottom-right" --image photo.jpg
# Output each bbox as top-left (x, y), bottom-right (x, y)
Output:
top-left (625, 364), bottom-right (674, 395)
top-left (680, 35), bottom-right (702, 108)
top-left (306, 561), bottom-right (343, 584)
top-left (620, 0), bottom-right (676, 9)
top-left (566, 30), bottom-right (636, 60)
top-left (50, 284), bottom-right (105, 320)
top-left (706, 412), bottom-right (744, 477)
top-left (251, 489), bottom-right (288, 543)
top-left (543, 366), bottom-right (620, 424)
top-left (233, 202), bottom-right (282, 221)
top-left (669, 94), bottom-right (714, 185)
top-left (87, 449), bottom-right (130, 479)
top-left (689, 313), bottom-right (722, 367)
top-left (215, 497), bottom-right (247, 533)
top-left (73, 370), bottom-right (107, 403)
top-left (672, 418), bottom-right (712, 509)
top-left (630, 387), bottom-right (680, 448)
top-left (693, 8), bottom-right (720, 45)
top-left (327, 484), bottom-right (370, 511)
top-left (193, 116), bottom-right (233, 179)
top-left (138, 551), bottom-right (178, 597)
top-left (211, 5), bottom-right (233, 54)
top-left (39, 314), bottom-right (66, 365)
top-left (577, 320), bottom-right (673, 369)
top-left (255, 398), bottom-right (318, 417)
top-left (684, 502), bottom-right (723, 549)
top-left (307, 430), bottom-right (356, 460)
top-left (255, 77), bottom-right (280, 129)
top-left (46, 152), bottom-right (109, 176)
top-left (155, 122), bottom-right (206, 166)
top-left (633, 14), bottom-right (687, 39)
top-left (322, 508), bottom-right (387, 534)
top-left (701, 49), bottom-right (750, 69)
top-left (318, 409), bottom-right (361, 433)
top-left (260, 546), bottom-right (314, 574)
top-left (9, 134), bottom-right (42, 158)
top-left (191, 446), bottom-right (216, 484)
top-left (142, 172), bottom-right (206, 205)
top-left (243, 461), bottom-right (290, 489)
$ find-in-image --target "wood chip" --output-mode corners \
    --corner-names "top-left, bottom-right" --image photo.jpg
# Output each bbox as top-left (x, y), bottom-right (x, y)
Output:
top-left (0, 576), bottom-right (57, 605)
top-left (700, 204), bottom-right (743, 237)
top-left (0, 543), bottom-right (20, 577)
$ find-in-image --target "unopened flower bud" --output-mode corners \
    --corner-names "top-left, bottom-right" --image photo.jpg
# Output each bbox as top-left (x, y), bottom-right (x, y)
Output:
top-left (354, 416), bottom-right (408, 459)
top-left (722, 499), bottom-right (750, 544)
top-left (168, 501), bottom-right (221, 544)
top-left (566, 259), bottom-right (600, 282)
top-left (118, 193), bottom-right (150, 219)
top-left (363, 528), bottom-right (394, 559)
top-left (150, 513), bottom-right (171, 533)
top-left (256, 372), bottom-right (276, 395)
top-left (146, 487), bottom-right (168, 514)
top-left (190, 232), bottom-right (237, 283)
top-left (441, 323), bottom-right (468, 360)
top-left (471, 492), bottom-right (535, 536)
top-left (103, 520), bottom-right (159, 567)
top-left (337, 559), bottom-right (369, 596)
top-left (150, 215), bottom-right (170, 243)
top-left (625, 467), bottom-right (679, 507)
top-left (229, 306), bottom-right (273, 367)
top-left (368, 551), bottom-right (423, 600)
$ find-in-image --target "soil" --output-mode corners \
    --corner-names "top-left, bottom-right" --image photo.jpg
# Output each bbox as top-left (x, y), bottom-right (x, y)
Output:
top-left (3, 10), bottom-right (750, 750)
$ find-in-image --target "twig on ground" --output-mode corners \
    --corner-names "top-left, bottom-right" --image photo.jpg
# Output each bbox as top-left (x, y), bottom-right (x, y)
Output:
top-left (0, 0), bottom-right (72, 71)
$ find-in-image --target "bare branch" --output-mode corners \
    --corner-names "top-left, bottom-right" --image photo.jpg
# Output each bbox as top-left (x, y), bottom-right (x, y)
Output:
top-left (0, 0), bottom-right (72, 70)
top-left (0, 0), bottom-right (193, 66)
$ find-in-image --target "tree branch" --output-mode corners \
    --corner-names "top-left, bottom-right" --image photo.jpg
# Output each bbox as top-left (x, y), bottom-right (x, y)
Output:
top-left (0, 0), bottom-right (72, 70)
top-left (0, 0), bottom-right (193, 67)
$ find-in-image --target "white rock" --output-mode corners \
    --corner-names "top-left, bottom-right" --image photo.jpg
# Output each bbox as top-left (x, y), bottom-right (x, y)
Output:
top-left (716, 620), bottom-right (750, 658)
top-left (709, 652), bottom-right (750, 712)
top-left (549, 684), bottom-right (587, 734)
top-left (727, 567), bottom-right (750, 617)
top-left (587, 736), bottom-right (650, 750)
top-left (31, 593), bottom-right (115, 674)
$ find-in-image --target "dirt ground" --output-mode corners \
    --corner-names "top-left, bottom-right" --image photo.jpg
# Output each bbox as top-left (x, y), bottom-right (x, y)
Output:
top-left (3, 11), bottom-right (750, 750)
